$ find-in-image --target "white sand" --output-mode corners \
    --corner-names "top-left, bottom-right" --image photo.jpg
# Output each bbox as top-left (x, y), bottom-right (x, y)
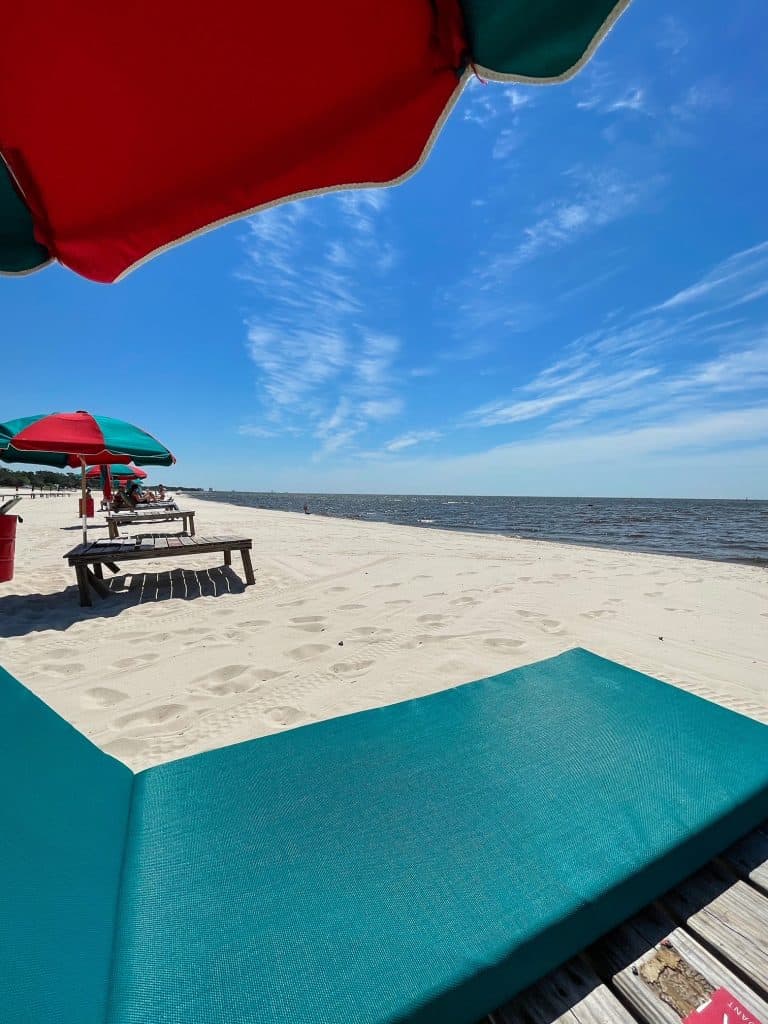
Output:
top-left (0, 491), bottom-right (765, 771)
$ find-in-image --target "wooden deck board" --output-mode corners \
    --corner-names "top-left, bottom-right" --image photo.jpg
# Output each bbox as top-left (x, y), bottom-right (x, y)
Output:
top-left (488, 824), bottom-right (768, 1024)
top-left (592, 904), bottom-right (768, 1024)
top-left (721, 828), bottom-right (768, 897)
top-left (664, 867), bottom-right (768, 992)
top-left (493, 957), bottom-right (637, 1024)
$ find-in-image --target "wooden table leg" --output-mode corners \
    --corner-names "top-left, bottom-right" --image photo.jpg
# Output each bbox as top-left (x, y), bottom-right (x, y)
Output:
top-left (93, 563), bottom-right (104, 580)
top-left (224, 549), bottom-right (232, 566)
top-left (86, 567), bottom-right (110, 599)
top-left (75, 564), bottom-right (92, 607)
top-left (189, 514), bottom-right (195, 536)
top-left (108, 521), bottom-right (117, 540)
top-left (105, 562), bottom-right (120, 574)
top-left (241, 547), bottom-right (256, 586)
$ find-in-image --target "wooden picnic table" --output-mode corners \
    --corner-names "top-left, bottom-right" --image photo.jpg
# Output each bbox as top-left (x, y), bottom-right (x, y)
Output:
top-left (490, 821), bottom-right (768, 1024)
top-left (105, 508), bottom-right (195, 539)
top-left (64, 534), bottom-right (255, 606)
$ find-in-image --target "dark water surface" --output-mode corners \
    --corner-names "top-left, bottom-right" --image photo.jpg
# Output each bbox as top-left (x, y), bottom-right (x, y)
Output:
top-left (194, 492), bottom-right (768, 566)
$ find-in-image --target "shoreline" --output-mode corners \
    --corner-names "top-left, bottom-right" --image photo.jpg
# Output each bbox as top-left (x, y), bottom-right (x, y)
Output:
top-left (0, 492), bottom-right (765, 773)
top-left (192, 491), bottom-right (768, 569)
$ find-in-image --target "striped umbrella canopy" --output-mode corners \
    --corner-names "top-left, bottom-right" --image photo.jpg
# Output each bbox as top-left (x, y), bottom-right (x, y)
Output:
top-left (85, 464), bottom-right (148, 481)
top-left (0, 1), bottom-right (629, 283)
top-left (0, 411), bottom-right (174, 541)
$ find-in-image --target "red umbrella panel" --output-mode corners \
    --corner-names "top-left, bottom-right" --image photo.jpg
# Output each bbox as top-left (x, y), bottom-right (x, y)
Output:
top-left (0, 2), bottom-right (630, 282)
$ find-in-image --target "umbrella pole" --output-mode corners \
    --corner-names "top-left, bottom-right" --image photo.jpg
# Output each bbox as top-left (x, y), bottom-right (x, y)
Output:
top-left (80, 457), bottom-right (88, 544)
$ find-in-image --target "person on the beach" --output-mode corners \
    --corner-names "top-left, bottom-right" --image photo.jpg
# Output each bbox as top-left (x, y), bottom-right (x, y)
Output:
top-left (127, 480), bottom-right (147, 506)
top-left (303, 503), bottom-right (310, 514)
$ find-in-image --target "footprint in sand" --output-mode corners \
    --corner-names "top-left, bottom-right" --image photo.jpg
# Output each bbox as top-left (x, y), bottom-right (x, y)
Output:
top-left (411, 575), bottom-right (432, 581)
top-left (351, 626), bottom-right (393, 639)
top-left (277, 598), bottom-right (307, 608)
top-left (538, 618), bottom-right (564, 633)
top-left (38, 648), bottom-right (78, 661)
top-left (456, 570), bottom-right (478, 577)
top-left (484, 638), bottom-right (526, 651)
top-left (39, 661), bottom-right (86, 676)
top-left (516, 609), bottom-right (542, 619)
top-left (338, 603), bottom-right (366, 611)
top-left (644, 592), bottom-right (663, 598)
top-left (332, 659), bottom-right (374, 676)
top-left (580, 609), bottom-right (614, 620)
top-left (450, 596), bottom-right (478, 607)
top-left (235, 619), bottom-right (271, 630)
top-left (82, 687), bottom-right (129, 709)
top-left (373, 582), bottom-right (401, 589)
top-left (385, 599), bottom-right (411, 606)
top-left (114, 653), bottom-right (159, 670)
top-left (417, 613), bottom-right (447, 626)
top-left (183, 632), bottom-right (216, 647)
top-left (194, 665), bottom-right (252, 696)
top-left (325, 586), bottom-right (349, 593)
top-left (262, 706), bottom-right (303, 728)
top-left (103, 737), bottom-right (148, 759)
top-left (113, 704), bottom-right (187, 731)
top-left (287, 643), bottom-right (330, 661)
top-left (289, 615), bottom-right (327, 633)
top-left (518, 576), bottom-right (532, 583)
top-left (424, 591), bottom-right (447, 598)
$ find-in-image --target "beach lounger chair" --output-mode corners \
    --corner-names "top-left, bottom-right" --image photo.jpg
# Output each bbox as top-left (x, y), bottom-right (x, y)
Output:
top-left (1, 649), bottom-right (767, 1024)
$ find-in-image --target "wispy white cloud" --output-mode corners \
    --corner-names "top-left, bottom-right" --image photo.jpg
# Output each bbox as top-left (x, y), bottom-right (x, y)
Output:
top-left (657, 16), bottom-right (689, 57)
top-left (383, 430), bottom-right (442, 453)
top-left (653, 241), bottom-right (768, 313)
top-left (607, 87), bottom-right (646, 113)
top-left (468, 368), bottom-right (658, 426)
top-left (462, 81), bottom-right (533, 126)
top-left (508, 166), bottom-right (662, 268)
top-left (239, 190), bottom-right (405, 456)
top-left (461, 241), bottom-right (768, 444)
top-left (237, 424), bottom-right (279, 439)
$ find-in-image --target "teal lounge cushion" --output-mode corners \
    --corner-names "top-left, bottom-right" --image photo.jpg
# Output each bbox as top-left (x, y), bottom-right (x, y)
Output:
top-left (1, 649), bottom-right (767, 1023)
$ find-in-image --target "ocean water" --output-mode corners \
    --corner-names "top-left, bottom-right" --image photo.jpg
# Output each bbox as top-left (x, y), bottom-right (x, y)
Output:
top-left (194, 492), bottom-right (768, 566)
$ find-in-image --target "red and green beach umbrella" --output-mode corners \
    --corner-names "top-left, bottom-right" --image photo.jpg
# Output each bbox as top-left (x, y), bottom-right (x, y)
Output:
top-left (0, 411), bottom-right (174, 541)
top-left (0, 1), bottom-right (629, 283)
top-left (85, 464), bottom-right (148, 482)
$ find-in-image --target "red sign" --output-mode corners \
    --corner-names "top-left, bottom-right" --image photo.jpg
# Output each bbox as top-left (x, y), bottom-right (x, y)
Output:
top-left (685, 989), bottom-right (763, 1024)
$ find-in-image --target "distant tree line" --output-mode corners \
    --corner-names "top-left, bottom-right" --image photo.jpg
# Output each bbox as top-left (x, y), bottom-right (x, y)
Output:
top-left (0, 467), bottom-right (80, 489)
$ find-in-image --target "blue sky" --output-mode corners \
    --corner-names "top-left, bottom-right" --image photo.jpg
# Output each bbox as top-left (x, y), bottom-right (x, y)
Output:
top-left (3, 0), bottom-right (768, 497)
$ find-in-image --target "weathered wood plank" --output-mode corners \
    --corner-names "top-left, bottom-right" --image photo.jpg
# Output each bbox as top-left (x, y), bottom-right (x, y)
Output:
top-left (720, 828), bottom-right (768, 897)
top-left (663, 865), bottom-right (768, 992)
top-left (591, 903), bottom-right (768, 1024)
top-left (493, 956), bottom-right (637, 1024)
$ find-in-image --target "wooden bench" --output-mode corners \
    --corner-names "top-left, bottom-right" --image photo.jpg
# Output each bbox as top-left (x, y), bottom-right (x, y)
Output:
top-left (105, 508), bottom-right (195, 539)
top-left (64, 535), bottom-right (255, 606)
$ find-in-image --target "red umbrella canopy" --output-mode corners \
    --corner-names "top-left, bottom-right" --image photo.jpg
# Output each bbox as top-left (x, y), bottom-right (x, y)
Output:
top-left (0, 1), bottom-right (629, 283)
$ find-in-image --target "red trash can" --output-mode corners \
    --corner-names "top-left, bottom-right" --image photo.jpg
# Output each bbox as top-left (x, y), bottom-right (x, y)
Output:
top-left (78, 497), bottom-right (95, 517)
top-left (0, 514), bottom-right (18, 582)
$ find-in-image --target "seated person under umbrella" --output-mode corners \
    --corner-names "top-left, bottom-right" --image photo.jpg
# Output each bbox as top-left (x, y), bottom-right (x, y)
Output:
top-left (126, 480), bottom-right (151, 506)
